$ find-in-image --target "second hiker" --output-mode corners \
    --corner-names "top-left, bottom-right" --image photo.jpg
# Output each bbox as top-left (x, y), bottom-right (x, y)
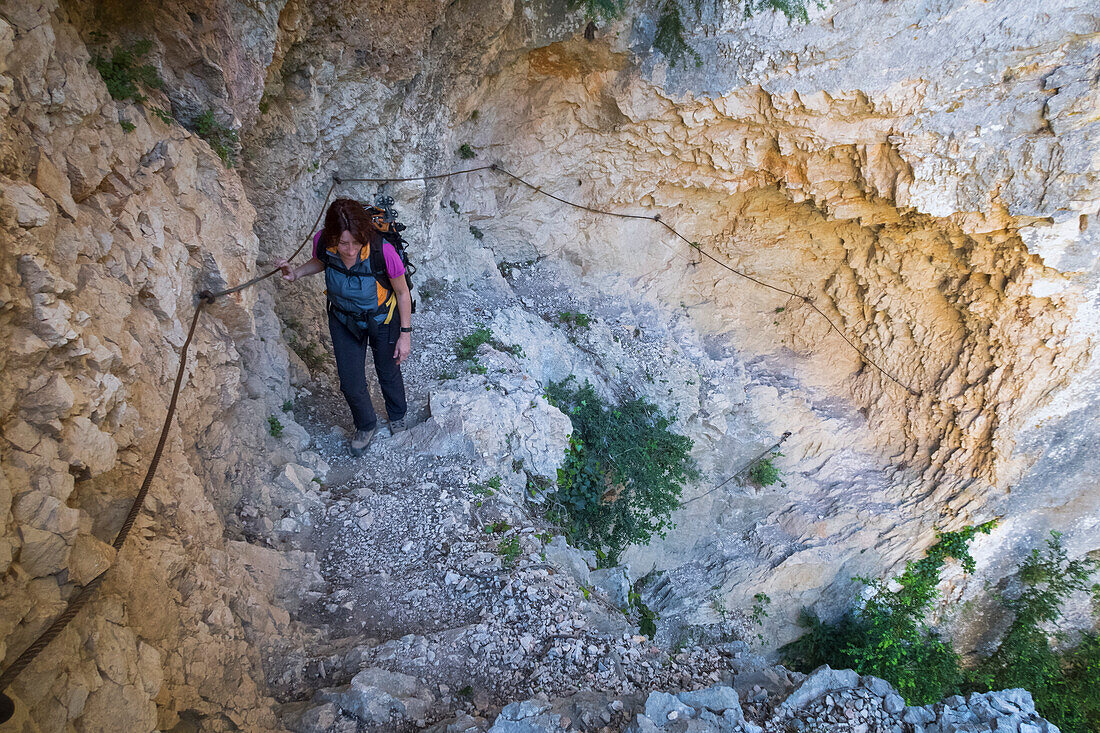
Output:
top-left (276, 197), bottom-right (413, 455)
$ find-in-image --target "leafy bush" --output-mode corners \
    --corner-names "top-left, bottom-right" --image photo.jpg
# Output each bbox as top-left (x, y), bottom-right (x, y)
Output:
top-left (544, 377), bottom-right (698, 566)
top-left (454, 326), bottom-right (523, 373)
top-left (192, 109), bottom-right (239, 167)
top-left (572, 1), bottom-right (824, 67)
top-left (782, 525), bottom-right (1100, 731)
top-left (654, 1), bottom-right (701, 67)
top-left (498, 536), bottom-right (522, 567)
top-left (456, 326), bottom-right (493, 362)
top-left (749, 454), bottom-right (781, 486)
top-left (558, 311), bottom-right (592, 329)
top-left (469, 225), bottom-right (484, 240)
top-left (973, 532), bottom-right (1099, 733)
top-left (457, 143), bottom-right (476, 160)
top-left (569, 0), bottom-right (623, 21)
top-left (289, 337), bottom-right (326, 371)
top-left (781, 522), bottom-right (996, 704)
top-left (745, 0), bottom-right (825, 23)
top-left (91, 38), bottom-right (163, 103)
top-left (267, 415), bottom-right (284, 438)
top-left (150, 106), bottom-right (173, 124)
top-left (119, 120), bottom-right (136, 133)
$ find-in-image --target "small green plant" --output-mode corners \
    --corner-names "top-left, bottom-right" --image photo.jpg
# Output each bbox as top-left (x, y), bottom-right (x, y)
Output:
top-left (580, 584), bottom-right (591, 600)
top-left (775, 306), bottom-right (786, 313)
top-left (558, 311), bottom-right (592, 329)
top-left (472, 476), bottom-right (501, 496)
top-left (569, 0), bottom-right (623, 21)
top-left (119, 120), bottom-right (136, 133)
top-left (281, 399), bottom-right (293, 412)
top-left (454, 326), bottom-right (523, 374)
top-left (750, 592), bottom-right (771, 645)
top-left (749, 453), bottom-right (782, 486)
top-left (150, 106), bottom-right (173, 124)
top-left (485, 521), bottom-right (511, 535)
top-left (498, 536), bottom-right (522, 567)
top-left (653, 1), bottom-right (701, 67)
top-left (469, 109), bottom-right (480, 121)
top-left (456, 327), bottom-right (494, 361)
top-left (469, 225), bottom-right (484, 240)
top-left (192, 109), bottom-right (239, 167)
top-left (91, 38), bottom-right (163, 103)
top-left (449, 200), bottom-right (460, 213)
top-left (745, 0), bottom-right (825, 23)
top-left (290, 337), bottom-right (325, 371)
top-left (267, 415), bottom-right (284, 438)
top-left (457, 143), bottom-right (476, 160)
top-left (628, 585), bottom-right (658, 638)
top-left (545, 377), bottom-right (698, 566)
top-left (258, 97), bottom-right (270, 114)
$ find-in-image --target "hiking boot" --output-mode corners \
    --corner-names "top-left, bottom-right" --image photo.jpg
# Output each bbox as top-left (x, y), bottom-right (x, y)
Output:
top-left (349, 427), bottom-right (376, 456)
top-left (389, 418), bottom-right (406, 435)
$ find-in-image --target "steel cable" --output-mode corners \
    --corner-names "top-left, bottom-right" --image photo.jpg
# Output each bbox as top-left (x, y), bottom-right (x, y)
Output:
top-left (0, 159), bottom-right (918, 709)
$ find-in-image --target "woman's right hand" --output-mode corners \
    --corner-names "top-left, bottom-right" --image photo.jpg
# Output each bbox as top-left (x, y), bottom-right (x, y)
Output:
top-left (275, 259), bottom-right (296, 282)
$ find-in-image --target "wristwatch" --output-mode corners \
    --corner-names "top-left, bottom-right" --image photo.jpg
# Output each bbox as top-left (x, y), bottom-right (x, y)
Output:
top-left (400, 326), bottom-right (413, 333)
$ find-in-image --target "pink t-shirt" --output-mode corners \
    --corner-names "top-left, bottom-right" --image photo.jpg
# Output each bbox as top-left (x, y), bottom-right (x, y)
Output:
top-left (313, 231), bottom-right (405, 278)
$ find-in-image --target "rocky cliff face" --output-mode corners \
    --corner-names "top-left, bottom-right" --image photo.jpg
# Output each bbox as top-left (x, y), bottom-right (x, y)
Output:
top-left (0, 0), bottom-right (1097, 730)
top-left (241, 0), bottom-right (1100, 641)
top-left (0, 2), bottom-right (321, 728)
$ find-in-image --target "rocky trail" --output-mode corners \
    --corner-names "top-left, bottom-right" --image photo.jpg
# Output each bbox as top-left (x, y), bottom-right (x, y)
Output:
top-left (223, 274), bottom-right (1063, 733)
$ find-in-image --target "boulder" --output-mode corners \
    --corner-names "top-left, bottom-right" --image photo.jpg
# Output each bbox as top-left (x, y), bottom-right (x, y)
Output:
top-left (779, 666), bottom-right (860, 711)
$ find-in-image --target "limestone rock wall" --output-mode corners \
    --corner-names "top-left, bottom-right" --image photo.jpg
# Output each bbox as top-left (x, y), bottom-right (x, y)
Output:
top-left (0, 2), bottom-right (312, 729)
top-left (242, 0), bottom-right (1099, 644)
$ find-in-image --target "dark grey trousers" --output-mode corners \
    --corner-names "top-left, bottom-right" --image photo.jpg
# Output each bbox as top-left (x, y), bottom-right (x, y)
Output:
top-left (327, 310), bottom-right (407, 431)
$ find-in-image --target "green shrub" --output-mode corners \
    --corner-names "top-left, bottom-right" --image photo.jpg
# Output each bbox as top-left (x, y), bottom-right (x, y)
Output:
top-left (290, 337), bottom-right (326, 371)
top-left (457, 143), bottom-right (476, 160)
top-left (782, 524), bottom-right (1100, 731)
top-left (281, 399), bottom-right (293, 412)
top-left (267, 415), bottom-right (284, 438)
top-left (781, 522), bottom-right (996, 704)
top-left (569, 0), bottom-right (623, 21)
top-left (498, 536), bottom-right (522, 567)
top-left (544, 377), bottom-right (698, 566)
top-left (572, 1), bottom-right (824, 68)
top-left (745, 0), bottom-right (825, 23)
top-left (192, 109), bottom-right (239, 167)
top-left (654, 1), bottom-right (701, 67)
top-left (469, 225), bottom-right (484, 240)
top-left (119, 120), bottom-right (136, 133)
top-left (456, 327), bottom-right (494, 361)
top-left (558, 311), bottom-right (592, 329)
top-left (150, 106), bottom-right (173, 124)
top-left (91, 38), bottom-right (163, 103)
top-left (454, 326), bottom-right (523, 373)
top-left (973, 532), bottom-right (1100, 733)
top-left (749, 454), bottom-right (781, 486)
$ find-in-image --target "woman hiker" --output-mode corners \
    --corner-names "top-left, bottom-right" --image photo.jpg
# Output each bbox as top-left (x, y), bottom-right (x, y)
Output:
top-left (276, 198), bottom-right (413, 455)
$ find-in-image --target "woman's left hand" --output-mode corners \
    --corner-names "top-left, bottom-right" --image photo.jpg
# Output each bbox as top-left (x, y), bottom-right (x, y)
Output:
top-left (394, 332), bottom-right (412, 366)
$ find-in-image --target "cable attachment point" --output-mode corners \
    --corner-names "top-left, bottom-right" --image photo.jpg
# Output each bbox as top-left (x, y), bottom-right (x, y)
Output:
top-left (198, 290), bottom-right (216, 305)
top-left (489, 163), bottom-right (499, 171)
top-left (653, 214), bottom-right (662, 221)
top-left (333, 174), bottom-right (343, 184)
